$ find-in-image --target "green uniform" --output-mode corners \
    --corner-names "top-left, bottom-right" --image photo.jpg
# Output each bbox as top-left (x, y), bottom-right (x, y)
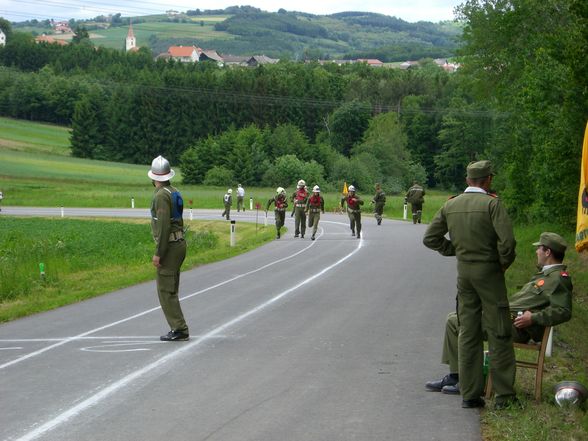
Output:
top-left (222, 193), bottom-right (232, 220)
top-left (372, 189), bottom-right (386, 225)
top-left (442, 264), bottom-right (572, 373)
top-left (423, 188), bottom-right (517, 402)
top-left (306, 193), bottom-right (325, 239)
top-left (341, 193), bottom-right (364, 238)
top-left (406, 184), bottom-right (425, 224)
top-left (291, 188), bottom-right (309, 238)
top-left (151, 184), bottom-right (188, 334)
top-left (267, 194), bottom-right (288, 238)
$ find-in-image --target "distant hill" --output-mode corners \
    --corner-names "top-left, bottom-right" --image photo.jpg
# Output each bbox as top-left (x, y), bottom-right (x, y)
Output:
top-left (14, 7), bottom-right (461, 61)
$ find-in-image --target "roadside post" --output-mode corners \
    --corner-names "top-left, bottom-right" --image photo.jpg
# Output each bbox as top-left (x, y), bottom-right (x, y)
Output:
top-left (131, 197), bottom-right (135, 209)
top-left (250, 197), bottom-right (253, 210)
top-left (60, 206), bottom-right (64, 218)
top-left (230, 220), bottom-right (236, 247)
top-left (403, 202), bottom-right (408, 220)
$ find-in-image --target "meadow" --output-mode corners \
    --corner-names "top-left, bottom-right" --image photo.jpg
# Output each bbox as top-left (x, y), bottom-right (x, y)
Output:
top-left (1, 116), bottom-right (587, 439)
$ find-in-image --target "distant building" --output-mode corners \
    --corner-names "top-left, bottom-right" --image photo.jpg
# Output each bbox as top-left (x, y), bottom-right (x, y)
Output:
top-left (0, 29), bottom-right (5, 47)
top-left (356, 58), bottom-right (384, 67)
top-left (167, 45), bottom-right (200, 62)
top-left (125, 22), bottom-right (137, 52)
top-left (53, 21), bottom-right (72, 34)
top-left (35, 34), bottom-right (68, 46)
top-left (245, 55), bottom-right (279, 67)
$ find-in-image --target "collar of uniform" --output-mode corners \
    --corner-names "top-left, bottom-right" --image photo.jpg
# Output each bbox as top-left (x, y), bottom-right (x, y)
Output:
top-left (464, 186), bottom-right (487, 194)
top-left (542, 264), bottom-right (566, 275)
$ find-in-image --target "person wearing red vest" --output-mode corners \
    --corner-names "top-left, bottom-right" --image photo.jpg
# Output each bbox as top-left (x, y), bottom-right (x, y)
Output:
top-left (291, 179), bottom-right (309, 238)
top-left (341, 185), bottom-right (364, 238)
top-left (306, 185), bottom-right (325, 240)
top-left (266, 187), bottom-right (289, 239)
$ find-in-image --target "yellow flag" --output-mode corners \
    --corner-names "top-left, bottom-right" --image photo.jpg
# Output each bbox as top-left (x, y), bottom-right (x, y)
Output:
top-left (576, 121), bottom-right (588, 252)
top-left (342, 181), bottom-right (348, 196)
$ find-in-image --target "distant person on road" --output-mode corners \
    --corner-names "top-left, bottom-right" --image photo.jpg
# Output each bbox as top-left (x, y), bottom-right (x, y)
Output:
top-left (371, 183), bottom-right (386, 225)
top-left (266, 187), bottom-right (288, 239)
top-left (148, 155), bottom-right (189, 342)
top-left (341, 185), bottom-right (364, 238)
top-left (0, 189), bottom-right (3, 211)
top-left (426, 232), bottom-right (572, 399)
top-left (423, 160), bottom-right (517, 410)
top-left (405, 181), bottom-right (425, 224)
top-left (222, 189), bottom-right (232, 220)
top-left (306, 185), bottom-right (325, 240)
top-left (236, 184), bottom-right (245, 212)
top-left (291, 179), bottom-right (309, 238)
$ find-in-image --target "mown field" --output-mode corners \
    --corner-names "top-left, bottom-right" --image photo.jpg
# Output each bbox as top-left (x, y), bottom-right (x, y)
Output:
top-left (1, 116), bottom-right (587, 440)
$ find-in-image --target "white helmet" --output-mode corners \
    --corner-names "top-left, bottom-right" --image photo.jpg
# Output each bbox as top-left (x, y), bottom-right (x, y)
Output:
top-left (297, 179), bottom-right (306, 187)
top-left (228, 189), bottom-right (233, 194)
top-left (276, 187), bottom-right (285, 194)
top-left (348, 185), bottom-right (356, 192)
top-left (148, 155), bottom-right (175, 181)
top-left (313, 185), bottom-right (320, 193)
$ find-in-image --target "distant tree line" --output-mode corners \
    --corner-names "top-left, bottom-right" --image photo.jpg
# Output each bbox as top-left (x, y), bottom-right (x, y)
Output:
top-left (0, 0), bottom-right (586, 226)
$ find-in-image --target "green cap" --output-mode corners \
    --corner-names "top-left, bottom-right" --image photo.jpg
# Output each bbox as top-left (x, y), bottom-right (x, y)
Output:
top-left (533, 232), bottom-right (567, 254)
top-left (466, 160), bottom-right (494, 179)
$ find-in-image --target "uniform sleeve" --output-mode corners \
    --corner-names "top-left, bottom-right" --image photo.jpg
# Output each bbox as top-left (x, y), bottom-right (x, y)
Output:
top-left (423, 207), bottom-right (455, 256)
top-left (321, 197), bottom-right (325, 212)
top-left (490, 199), bottom-right (516, 269)
top-left (266, 198), bottom-right (274, 210)
top-left (532, 275), bottom-right (573, 326)
top-left (154, 192), bottom-right (171, 258)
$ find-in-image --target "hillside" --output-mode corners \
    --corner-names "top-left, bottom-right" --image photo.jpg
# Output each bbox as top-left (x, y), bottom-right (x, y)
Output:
top-left (14, 7), bottom-right (461, 61)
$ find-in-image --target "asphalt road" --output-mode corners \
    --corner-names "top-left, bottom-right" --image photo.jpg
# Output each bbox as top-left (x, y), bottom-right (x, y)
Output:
top-left (0, 208), bottom-right (481, 441)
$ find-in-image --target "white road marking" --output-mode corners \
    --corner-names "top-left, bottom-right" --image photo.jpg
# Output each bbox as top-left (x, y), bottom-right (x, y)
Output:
top-left (13, 232), bottom-right (362, 441)
top-left (0, 347), bottom-right (23, 351)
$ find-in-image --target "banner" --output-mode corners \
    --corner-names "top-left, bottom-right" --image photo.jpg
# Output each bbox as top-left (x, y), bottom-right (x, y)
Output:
top-left (342, 181), bottom-right (348, 196)
top-left (576, 121), bottom-right (588, 252)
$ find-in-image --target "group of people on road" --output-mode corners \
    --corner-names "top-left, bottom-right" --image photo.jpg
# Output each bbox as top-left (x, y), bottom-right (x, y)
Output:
top-left (423, 160), bottom-right (573, 410)
top-left (221, 184), bottom-right (247, 220)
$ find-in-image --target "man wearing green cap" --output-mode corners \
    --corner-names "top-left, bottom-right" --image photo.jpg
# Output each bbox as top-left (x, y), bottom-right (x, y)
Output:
top-left (426, 232), bottom-right (573, 405)
top-left (423, 160), bottom-right (517, 409)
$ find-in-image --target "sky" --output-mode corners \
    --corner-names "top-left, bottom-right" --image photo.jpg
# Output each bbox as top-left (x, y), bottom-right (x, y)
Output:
top-left (0, 0), bottom-right (463, 23)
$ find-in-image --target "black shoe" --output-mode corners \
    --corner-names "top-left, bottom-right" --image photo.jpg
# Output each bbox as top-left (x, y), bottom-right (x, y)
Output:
top-left (311, 235), bottom-right (315, 240)
top-left (160, 330), bottom-right (189, 341)
top-left (356, 233), bottom-right (360, 239)
top-left (494, 396), bottom-right (521, 410)
top-left (294, 234), bottom-right (299, 238)
top-left (351, 231), bottom-right (355, 236)
top-left (301, 234), bottom-right (304, 238)
top-left (462, 398), bottom-right (485, 409)
top-left (425, 374), bottom-right (458, 392)
top-left (442, 383), bottom-right (460, 395)
top-left (377, 219), bottom-right (381, 225)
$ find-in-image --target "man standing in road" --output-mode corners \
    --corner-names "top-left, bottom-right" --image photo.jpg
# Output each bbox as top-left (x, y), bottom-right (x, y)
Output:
top-left (405, 181), bottom-right (425, 224)
top-left (148, 155), bottom-right (189, 342)
top-left (236, 184), bottom-right (245, 212)
top-left (341, 185), bottom-right (364, 238)
top-left (0, 189), bottom-right (3, 211)
top-left (372, 183), bottom-right (386, 225)
top-left (291, 179), bottom-right (309, 238)
top-left (423, 160), bottom-right (517, 409)
top-left (426, 232), bottom-right (572, 403)
top-left (306, 185), bottom-right (325, 240)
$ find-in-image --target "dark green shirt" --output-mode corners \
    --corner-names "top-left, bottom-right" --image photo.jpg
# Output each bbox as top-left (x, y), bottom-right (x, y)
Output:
top-left (151, 184), bottom-right (184, 259)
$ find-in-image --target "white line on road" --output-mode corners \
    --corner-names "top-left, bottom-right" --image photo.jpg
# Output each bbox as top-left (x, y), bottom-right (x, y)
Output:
top-left (13, 232), bottom-right (362, 441)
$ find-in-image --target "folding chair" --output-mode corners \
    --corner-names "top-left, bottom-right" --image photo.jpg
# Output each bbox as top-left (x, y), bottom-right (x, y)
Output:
top-left (485, 326), bottom-right (553, 402)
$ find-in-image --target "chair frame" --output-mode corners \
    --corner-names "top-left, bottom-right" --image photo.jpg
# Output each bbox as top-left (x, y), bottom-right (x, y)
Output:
top-left (485, 326), bottom-right (553, 402)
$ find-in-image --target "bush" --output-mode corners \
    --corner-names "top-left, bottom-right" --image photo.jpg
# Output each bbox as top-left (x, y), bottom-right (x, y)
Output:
top-left (203, 166), bottom-right (234, 187)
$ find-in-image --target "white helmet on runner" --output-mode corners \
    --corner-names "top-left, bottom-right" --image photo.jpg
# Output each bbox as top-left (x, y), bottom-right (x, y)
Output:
top-left (313, 185), bottom-right (320, 193)
top-left (276, 187), bottom-right (285, 194)
top-left (228, 189), bottom-right (233, 194)
top-left (348, 185), bottom-right (356, 192)
top-left (297, 179), bottom-right (306, 188)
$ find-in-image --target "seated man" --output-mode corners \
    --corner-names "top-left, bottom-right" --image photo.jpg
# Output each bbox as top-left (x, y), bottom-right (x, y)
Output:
top-left (426, 232), bottom-right (573, 396)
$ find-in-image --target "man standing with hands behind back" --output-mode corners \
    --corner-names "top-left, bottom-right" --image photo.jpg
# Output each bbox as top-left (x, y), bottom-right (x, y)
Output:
top-left (149, 155), bottom-right (189, 342)
top-left (423, 160), bottom-right (517, 409)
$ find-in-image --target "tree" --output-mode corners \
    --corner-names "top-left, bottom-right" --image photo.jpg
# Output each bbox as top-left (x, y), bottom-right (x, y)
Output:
top-left (328, 100), bottom-right (372, 156)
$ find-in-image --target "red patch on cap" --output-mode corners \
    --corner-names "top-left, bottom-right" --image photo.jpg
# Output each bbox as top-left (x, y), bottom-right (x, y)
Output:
top-left (561, 271), bottom-right (569, 277)
top-left (537, 279), bottom-right (545, 286)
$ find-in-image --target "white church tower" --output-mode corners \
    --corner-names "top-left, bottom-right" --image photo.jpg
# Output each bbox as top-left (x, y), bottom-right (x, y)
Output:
top-left (0, 29), bottom-right (6, 47)
top-left (125, 21), bottom-right (136, 52)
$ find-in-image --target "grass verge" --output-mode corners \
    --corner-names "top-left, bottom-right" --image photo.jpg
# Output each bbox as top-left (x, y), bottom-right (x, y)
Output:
top-left (0, 217), bottom-right (274, 322)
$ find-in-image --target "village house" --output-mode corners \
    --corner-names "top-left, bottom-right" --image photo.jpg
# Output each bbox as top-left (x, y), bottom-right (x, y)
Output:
top-left (167, 45), bottom-right (200, 62)
top-left (356, 58), bottom-right (384, 67)
top-left (35, 35), bottom-right (68, 46)
top-left (52, 20), bottom-right (72, 34)
top-left (0, 29), bottom-right (5, 46)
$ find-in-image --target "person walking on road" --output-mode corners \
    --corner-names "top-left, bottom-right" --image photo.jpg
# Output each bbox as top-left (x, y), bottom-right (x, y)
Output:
top-left (372, 183), bottom-right (386, 225)
top-left (423, 160), bottom-right (517, 409)
top-left (405, 181), bottom-right (425, 224)
top-left (306, 185), bottom-right (325, 240)
top-left (236, 184), bottom-right (245, 212)
top-left (0, 189), bottom-right (3, 212)
top-left (291, 179), bottom-right (309, 238)
top-left (222, 189), bottom-right (232, 220)
top-left (148, 155), bottom-right (189, 342)
top-left (341, 185), bottom-right (364, 238)
top-left (266, 187), bottom-right (288, 239)
top-left (426, 232), bottom-right (572, 401)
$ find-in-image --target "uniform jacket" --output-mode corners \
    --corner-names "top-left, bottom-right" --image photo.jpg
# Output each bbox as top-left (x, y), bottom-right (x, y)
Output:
top-left (223, 193), bottom-right (232, 206)
top-left (291, 188), bottom-right (309, 208)
top-left (341, 194), bottom-right (364, 211)
top-left (373, 190), bottom-right (386, 207)
top-left (306, 194), bottom-right (325, 212)
top-left (509, 264), bottom-right (573, 327)
top-left (406, 185), bottom-right (425, 204)
top-left (151, 184), bottom-right (184, 259)
top-left (423, 189), bottom-right (516, 268)
top-left (267, 195), bottom-right (288, 211)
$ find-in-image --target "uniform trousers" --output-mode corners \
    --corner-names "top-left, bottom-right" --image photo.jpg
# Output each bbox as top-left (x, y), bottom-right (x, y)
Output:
top-left (294, 207), bottom-right (307, 236)
top-left (348, 210), bottom-right (361, 235)
top-left (456, 261), bottom-right (516, 401)
top-left (274, 209), bottom-right (286, 232)
top-left (307, 210), bottom-right (321, 236)
top-left (156, 240), bottom-right (188, 334)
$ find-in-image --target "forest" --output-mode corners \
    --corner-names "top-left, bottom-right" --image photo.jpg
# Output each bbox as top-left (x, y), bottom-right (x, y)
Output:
top-left (0, 0), bottom-right (586, 226)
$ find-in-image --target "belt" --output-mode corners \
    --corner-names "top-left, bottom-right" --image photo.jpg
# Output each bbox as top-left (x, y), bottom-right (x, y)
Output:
top-left (169, 230), bottom-right (184, 242)
top-left (295, 203), bottom-right (306, 208)
top-left (310, 208), bottom-right (321, 212)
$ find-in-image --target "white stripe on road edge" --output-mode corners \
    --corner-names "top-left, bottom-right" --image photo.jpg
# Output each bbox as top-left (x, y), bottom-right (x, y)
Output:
top-left (0, 224), bottom-right (337, 371)
top-left (13, 233), bottom-right (362, 441)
